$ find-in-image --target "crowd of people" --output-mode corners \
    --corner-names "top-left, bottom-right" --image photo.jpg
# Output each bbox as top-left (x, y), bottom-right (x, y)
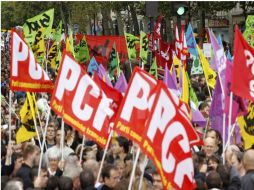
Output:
top-left (1, 27), bottom-right (254, 190)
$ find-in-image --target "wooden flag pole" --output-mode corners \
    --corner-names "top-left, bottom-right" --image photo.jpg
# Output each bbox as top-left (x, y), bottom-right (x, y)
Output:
top-left (79, 136), bottom-right (85, 163)
top-left (8, 90), bottom-right (12, 143)
top-left (138, 155), bottom-right (148, 190)
top-left (96, 130), bottom-right (113, 184)
top-left (61, 118), bottom-right (64, 162)
top-left (128, 147), bottom-right (141, 190)
top-left (3, 98), bottom-right (20, 120)
top-left (227, 92), bottom-right (233, 147)
top-left (222, 112), bottom-right (226, 165)
top-left (38, 107), bottom-right (51, 176)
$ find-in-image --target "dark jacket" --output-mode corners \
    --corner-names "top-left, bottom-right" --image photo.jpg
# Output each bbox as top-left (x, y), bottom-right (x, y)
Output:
top-left (241, 170), bottom-right (254, 190)
top-left (16, 163), bottom-right (33, 189)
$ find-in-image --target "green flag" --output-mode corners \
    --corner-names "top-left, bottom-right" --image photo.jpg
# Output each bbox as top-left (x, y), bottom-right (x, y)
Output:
top-left (124, 32), bottom-right (139, 61)
top-left (140, 31), bottom-right (148, 64)
top-left (243, 15), bottom-right (254, 48)
top-left (74, 35), bottom-right (90, 64)
top-left (149, 57), bottom-right (158, 79)
top-left (190, 54), bottom-right (203, 75)
top-left (23, 9), bottom-right (54, 47)
top-left (187, 73), bottom-right (199, 107)
top-left (52, 21), bottom-right (62, 42)
top-left (108, 43), bottom-right (118, 78)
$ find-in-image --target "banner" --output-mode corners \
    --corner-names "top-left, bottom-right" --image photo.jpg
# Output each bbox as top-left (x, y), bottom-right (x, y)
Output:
top-left (243, 15), bottom-right (254, 48)
top-left (232, 26), bottom-right (254, 102)
top-left (50, 52), bottom-right (115, 147)
top-left (140, 31), bottom-right (148, 64)
top-left (125, 32), bottom-right (139, 61)
top-left (10, 30), bottom-right (54, 93)
top-left (23, 9), bottom-right (54, 47)
top-left (114, 67), bottom-right (157, 146)
top-left (142, 81), bottom-right (200, 190)
top-left (85, 35), bottom-right (128, 64)
top-left (237, 102), bottom-right (254, 149)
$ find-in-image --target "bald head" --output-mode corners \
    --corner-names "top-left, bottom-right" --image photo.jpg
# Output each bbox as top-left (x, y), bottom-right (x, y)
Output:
top-left (243, 149), bottom-right (254, 171)
top-left (83, 159), bottom-right (99, 178)
top-left (203, 137), bottom-right (218, 158)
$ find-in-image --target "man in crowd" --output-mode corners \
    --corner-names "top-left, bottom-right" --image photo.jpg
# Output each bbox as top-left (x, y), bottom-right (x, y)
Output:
top-left (241, 149), bottom-right (254, 190)
top-left (99, 164), bottom-right (120, 190)
top-left (16, 144), bottom-right (40, 189)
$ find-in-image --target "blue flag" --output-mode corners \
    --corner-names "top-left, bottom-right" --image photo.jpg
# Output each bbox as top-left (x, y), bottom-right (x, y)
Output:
top-left (87, 57), bottom-right (99, 75)
top-left (186, 24), bottom-right (198, 57)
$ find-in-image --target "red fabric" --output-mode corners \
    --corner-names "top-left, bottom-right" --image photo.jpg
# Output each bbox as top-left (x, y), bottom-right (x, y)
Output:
top-left (231, 26), bottom-right (254, 102)
top-left (10, 30), bottom-right (53, 93)
top-left (51, 52), bottom-right (115, 148)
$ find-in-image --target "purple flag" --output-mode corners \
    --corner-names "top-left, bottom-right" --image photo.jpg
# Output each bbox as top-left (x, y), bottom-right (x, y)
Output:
top-left (171, 64), bottom-right (178, 89)
top-left (97, 64), bottom-right (113, 87)
top-left (191, 101), bottom-right (206, 127)
top-left (163, 63), bottom-right (178, 90)
top-left (114, 72), bottom-right (128, 93)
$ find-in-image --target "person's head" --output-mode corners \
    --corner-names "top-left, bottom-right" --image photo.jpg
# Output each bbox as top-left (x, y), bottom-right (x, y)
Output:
top-left (23, 144), bottom-right (40, 167)
top-left (152, 170), bottom-right (163, 190)
top-left (58, 176), bottom-right (73, 190)
top-left (115, 159), bottom-right (125, 179)
top-left (79, 170), bottom-right (95, 189)
top-left (207, 154), bottom-right (220, 171)
top-left (31, 167), bottom-right (49, 189)
top-left (3, 178), bottom-right (23, 190)
top-left (46, 176), bottom-right (58, 190)
top-left (46, 124), bottom-right (56, 142)
top-left (203, 137), bottom-right (218, 158)
top-left (101, 164), bottom-right (120, 188)
top-left (83, 145), bottom-right (97, 161)
top-left (13, 152), bottom-right (23, 172)
top-left (206, 129), bottom-right (221, 146)
top-left (111, 136), bottom-right (129, 156)
top-left (47, 151), bottom-right (60, 172)
top-left (199, 102), bottom-right (209, 118)
top-left (224, 144), bottom-right (240, 165)
top-left (243, 149), bottom-right (254, 171)
top-left (82, 159), bottom-right (99, 179)
top-left (230, 150), bottom-right (244, 172)
top-left (206, 171), bottom-right (222, 189)
top-left (63, 154), bottom-right (82, 190)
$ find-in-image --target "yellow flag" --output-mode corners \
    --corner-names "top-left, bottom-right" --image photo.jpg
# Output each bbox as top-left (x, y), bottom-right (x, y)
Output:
top-left (66, 37), bottom-right (74, 55)
top-left (172, 56), bottom-right (181, 81)
top-left (16, 93), bottom-right (37, 144)
top-left (31, 28), bottom-right (46, 65)
top-left (181, 68), bottom-right (189, 104)
top-left (47, 41), bottom-right (59, 70)
top-left (197, 45), bottom-right (217, 89)
top-left (237, 102), bottom-right (254, 150)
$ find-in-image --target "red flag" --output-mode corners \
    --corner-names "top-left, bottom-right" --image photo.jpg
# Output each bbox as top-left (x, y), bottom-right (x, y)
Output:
top-left (155, 40), bottom-right (172, 69)
top-left (148, 15), bottom-right (163, 52)
top-left (113, 67), bottom-right (157, 146)
top-left (93, 72), bottom-right (123, 120)
top-left (10, 30), bottom-right (54, 93)
top-left (143, 81), bottom-right (200, 190)
top-left (231, 26), bottom-right (254, 102)
top-left (50, 52), bottom-right (115, 148)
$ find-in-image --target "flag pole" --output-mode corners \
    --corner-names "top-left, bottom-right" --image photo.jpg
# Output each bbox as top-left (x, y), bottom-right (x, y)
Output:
top-left (138, 155), bottom-right (148, 190)
top-left (79, 136), bottom-right (85, 163)
top-left (226, 92), bottom-right (233, 147)
top-left (38, 107), bottom-right (51, 176)
top-left (8, 90), bottom-right (12, 143)
top-left (3, 98), bottom-right (20, 120)
top-left (222, 112), bottom-right (226, 165)
top-left (128, 147), bottom-right (141, 190)
top-left (61, 118), bottom-right (64, 162)
top-left (96, 130), bottom-right (113, 184)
